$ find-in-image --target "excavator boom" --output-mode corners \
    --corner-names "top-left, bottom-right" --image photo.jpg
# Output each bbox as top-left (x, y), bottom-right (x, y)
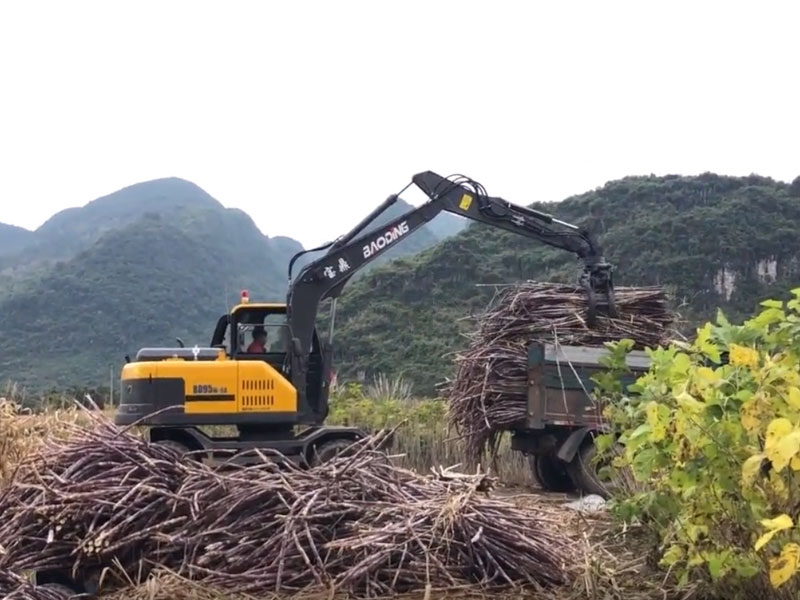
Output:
top-left (286, 171), bottom-right (618, 412)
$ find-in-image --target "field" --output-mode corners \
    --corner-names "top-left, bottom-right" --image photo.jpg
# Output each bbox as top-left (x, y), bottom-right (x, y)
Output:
top-left (0, 387), bottom-right (683, 600)
top-left (4, 277), bottom-right (800, 600)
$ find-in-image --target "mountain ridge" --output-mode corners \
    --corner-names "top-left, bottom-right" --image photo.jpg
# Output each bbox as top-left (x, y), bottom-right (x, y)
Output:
top-left (0, 176), bottom-right (466, 389)
top-left (0, 223), bottom-right (34, 257)
top-left (2, 171), bottom-right (796, 393)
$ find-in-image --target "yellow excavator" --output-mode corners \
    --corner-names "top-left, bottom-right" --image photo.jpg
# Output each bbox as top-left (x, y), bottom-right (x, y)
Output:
top-left (113, 171), bottom-right (618, 465)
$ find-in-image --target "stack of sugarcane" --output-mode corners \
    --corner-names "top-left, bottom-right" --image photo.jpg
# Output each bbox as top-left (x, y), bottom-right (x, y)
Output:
top-left (0, 410), bottom-right (577, 599)
top-left (444, 282), bottom-right (676, 463)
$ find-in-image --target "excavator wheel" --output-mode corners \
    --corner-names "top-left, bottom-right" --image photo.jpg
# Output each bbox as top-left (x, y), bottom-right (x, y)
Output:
top-left (308, 438), bottom-right (357, 467)
top-left (152, 438), bottom-right (208, 464)
top-left (153, 439), bottom-right (193, 457)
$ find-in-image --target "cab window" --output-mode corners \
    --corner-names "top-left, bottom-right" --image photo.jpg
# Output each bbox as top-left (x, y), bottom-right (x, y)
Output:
top-left (237, 320), bottom-right (289, 354)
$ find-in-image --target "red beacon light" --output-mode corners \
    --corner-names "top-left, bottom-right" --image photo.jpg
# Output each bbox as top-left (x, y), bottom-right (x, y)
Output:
top-left (240, 289), bottom-right (249, 304)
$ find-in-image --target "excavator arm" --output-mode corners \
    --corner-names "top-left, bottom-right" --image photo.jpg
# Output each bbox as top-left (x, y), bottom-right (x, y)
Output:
top-left (285, 171), bottom-right (617, 413)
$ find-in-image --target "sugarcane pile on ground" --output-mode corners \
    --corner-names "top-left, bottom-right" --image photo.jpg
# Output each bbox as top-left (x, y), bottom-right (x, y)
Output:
top-left (1, 569), bottom-right (70, 600)
top-left (0, 410), bottom-right (578, 599)
top-left (445, 282), bottom-right (677, 463)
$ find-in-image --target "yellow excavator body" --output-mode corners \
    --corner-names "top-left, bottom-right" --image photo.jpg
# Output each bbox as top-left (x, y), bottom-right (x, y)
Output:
top-left (120, 355), bottom-right (297, 416)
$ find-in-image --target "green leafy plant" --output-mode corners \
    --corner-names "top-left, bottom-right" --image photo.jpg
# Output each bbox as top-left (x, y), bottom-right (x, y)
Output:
top-left (596, 288), bottom-right (800, 593)
top-left (365, 373), bottom-right (414, 403)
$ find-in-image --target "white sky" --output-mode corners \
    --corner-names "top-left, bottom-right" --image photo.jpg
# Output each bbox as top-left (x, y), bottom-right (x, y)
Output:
top-left (0, 1), bottom-right (798, 248)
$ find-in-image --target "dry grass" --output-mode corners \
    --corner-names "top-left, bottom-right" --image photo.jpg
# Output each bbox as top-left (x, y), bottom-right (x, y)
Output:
top-left (0, 398), bottom-right (88, 485)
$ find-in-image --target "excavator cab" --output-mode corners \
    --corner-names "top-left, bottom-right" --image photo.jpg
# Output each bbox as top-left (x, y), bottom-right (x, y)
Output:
top-left (216, 302), bottom-right (292, 374)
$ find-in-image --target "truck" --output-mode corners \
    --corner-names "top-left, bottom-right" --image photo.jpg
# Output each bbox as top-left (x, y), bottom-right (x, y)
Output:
top-left (510, 341), bottom-right (651, 498)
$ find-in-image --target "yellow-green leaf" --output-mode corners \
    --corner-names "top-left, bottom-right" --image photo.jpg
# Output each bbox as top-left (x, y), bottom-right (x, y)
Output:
top-left (729, 343), bottom-right (760, 369)
top-left (671, 353), bottom-right (692, 377)
top-left (741, 408), bottom-right (761, 433)
top-left (770, 471), bottom-right (789, 500)
top-left (756, 514), bottom-right (793, 551)
top-left (766, 418), bottom-right (794, 451)
top-left (695, 323), bottom-right (722, 363)
top-left (742, 454), bottom-right (765, 486)
top-left (687, 553), bottom-right (705, 568)
top-left (659, 544), bottom-right (684, 568)
top-left (675, 390), bottom-right (704, 414)
top-left (769, 543), bottom-right (800, 587)
top-left (769, 432), bottom-right (800, 472)
top-left (762, 514), bottom-right (793, 530)
top-left (761, 299), bottom-right (784, 309)
top-left (646, 401), bottom-right (668, 442)
top-left (686, 523), bottom-right (708, 543)
top-left (696, 366), bottom-right (722, 384)
top-left (787, 387), bottom-right (800, 410)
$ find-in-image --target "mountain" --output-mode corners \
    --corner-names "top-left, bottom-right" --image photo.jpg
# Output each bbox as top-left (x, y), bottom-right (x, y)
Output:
top-left (0, 223), bottom-right (34, 257)
top-left (0, 178), bottom-right (225, 272)
top-left (0, 178), bottom-right (464, 390)
top-left (330, 173), bottom-right (800, 394)
top-left (4, 171), bottom-right (795, 393)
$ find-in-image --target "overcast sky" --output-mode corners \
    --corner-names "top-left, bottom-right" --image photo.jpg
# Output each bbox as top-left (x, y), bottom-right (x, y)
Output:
top-left (1, 1), bottom-right (798, 248)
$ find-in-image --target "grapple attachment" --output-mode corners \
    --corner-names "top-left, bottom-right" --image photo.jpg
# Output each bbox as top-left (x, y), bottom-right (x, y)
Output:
top-left (579, 259), bottom-right (618, 327)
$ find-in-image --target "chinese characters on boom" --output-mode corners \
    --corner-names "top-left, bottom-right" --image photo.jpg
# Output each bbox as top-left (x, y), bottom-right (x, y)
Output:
top-left (322, 221), bottom-right (410, 279)
top-left (323, 257), bottom-right (351, 279)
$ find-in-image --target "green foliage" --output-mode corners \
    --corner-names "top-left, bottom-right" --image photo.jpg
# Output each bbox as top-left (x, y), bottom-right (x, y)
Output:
top-left (598, 288), bottom-right (800, 594)
top-left (333, 173), bottom-right (800, 395)
top-left (328, 381), bottom-right (444, 430)
top-left (790, 176), bottom-right (800, 199)
top-left (364, 373), bottom-right (414, 403)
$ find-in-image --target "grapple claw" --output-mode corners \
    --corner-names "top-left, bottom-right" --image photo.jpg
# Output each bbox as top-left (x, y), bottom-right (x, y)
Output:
top-left (579, 262), bottom-right (618, 327)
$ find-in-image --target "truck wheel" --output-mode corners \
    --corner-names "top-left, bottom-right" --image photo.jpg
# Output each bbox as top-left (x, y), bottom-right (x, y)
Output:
top-left (566, 441), bottom-right (619, 498)
top-left (308, 438), bottom-right (355, 467)
top-left (529, 455), bottom-right (575, 493)
top-left (40, 582), bottom-right (80, 598)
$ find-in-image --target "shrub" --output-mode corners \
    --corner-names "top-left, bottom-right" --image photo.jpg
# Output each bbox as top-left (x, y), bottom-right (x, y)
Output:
top-left (598, 288), bottom-right (800, 594)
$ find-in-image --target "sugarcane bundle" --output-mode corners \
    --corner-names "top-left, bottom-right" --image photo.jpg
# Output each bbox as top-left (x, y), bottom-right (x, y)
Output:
top-left (444, 281), bottom-right (677, 463)
top-left (0, 410), bottom-right (578, 598)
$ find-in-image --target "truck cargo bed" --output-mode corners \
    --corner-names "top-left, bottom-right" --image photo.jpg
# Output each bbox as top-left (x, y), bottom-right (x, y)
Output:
top-left (522, 342), bottom-right (651, 430)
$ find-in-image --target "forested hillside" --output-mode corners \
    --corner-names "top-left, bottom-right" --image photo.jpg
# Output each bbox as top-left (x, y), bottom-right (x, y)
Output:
top-left (0, 224), bottom-right (33, 257)
top-left (0, 178), bottom-right (463, 389)
top-left (331, 173), bottom-right (800, 393)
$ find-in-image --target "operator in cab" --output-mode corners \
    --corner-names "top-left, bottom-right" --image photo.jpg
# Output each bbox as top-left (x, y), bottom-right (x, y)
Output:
top-left (247, 325), bottom-right (267, 353)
